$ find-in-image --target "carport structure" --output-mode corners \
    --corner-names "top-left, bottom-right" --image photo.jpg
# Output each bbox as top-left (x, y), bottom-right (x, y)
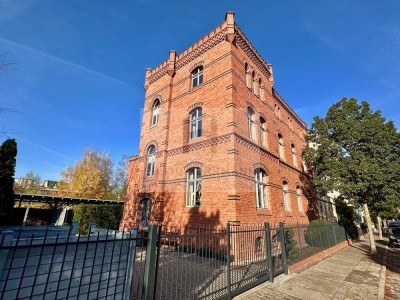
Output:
top-left (13, 193), bottom-right (124, 225)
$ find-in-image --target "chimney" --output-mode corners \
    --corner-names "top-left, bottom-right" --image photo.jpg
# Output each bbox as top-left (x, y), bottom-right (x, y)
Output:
top-left (225, 11), bottom-right (235, 43)
top-left (167, 50), bottom-right (176, 76)
top-left (144, 68), bottom-right (151, 91)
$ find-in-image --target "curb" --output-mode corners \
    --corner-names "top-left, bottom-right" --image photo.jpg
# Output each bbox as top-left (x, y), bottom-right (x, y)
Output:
top-left (377, 245), bottom-right (388, 300)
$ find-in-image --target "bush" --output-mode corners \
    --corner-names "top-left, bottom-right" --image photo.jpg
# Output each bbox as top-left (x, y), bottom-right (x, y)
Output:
top-left (73, 204), bottom-right (123, 234)
top-left (305, 220), bottom-right (333, 248)
top-left (335, 200), bottom-right (359, 240)
top-left (284, 228), bottom-right (299, 261)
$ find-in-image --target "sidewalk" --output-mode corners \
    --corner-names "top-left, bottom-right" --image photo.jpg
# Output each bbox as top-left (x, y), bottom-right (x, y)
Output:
top-left (235, 237), bottom-right (398, 300)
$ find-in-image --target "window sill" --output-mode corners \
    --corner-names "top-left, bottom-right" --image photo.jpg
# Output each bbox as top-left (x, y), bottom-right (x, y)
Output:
top-left (185, 206), bottom-right (200, 210)
top-left (256, 208), bottom-right (273, 216)
top-left (190, 85), bottom-right (203, 93)
top-left (284, 211), bottom-right (293, 217)
top-left (299, 212), bottom-right (306, 217)
top-left (150, 124), bottom-right (159, 129)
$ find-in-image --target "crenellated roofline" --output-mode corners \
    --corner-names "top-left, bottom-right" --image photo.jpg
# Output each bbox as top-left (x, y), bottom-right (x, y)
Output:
top-left (144, 12), bottom-right (307, 129)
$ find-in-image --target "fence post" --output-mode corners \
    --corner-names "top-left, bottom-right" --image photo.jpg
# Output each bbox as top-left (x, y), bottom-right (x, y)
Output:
top-left (264, 223), bottom-right (274, 282)
top-left (142, 224), bottom-right (158, 300)
top-left (279, 222), bottom-right (288, 275)
top-left (123, 227), bottom-right (138, 300)
top-left (0, 231), bottom-right (14, 279)
top-left (226, 223), bottom-right (232, 299)
top-left (71, 222), bottom-right (78, 236)
top-left (88, 223), bottom-right (96, 235)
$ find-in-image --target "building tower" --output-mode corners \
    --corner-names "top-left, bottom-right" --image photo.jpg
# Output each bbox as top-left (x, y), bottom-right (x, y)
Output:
top-left (121, 12), bottom-right (317, 229)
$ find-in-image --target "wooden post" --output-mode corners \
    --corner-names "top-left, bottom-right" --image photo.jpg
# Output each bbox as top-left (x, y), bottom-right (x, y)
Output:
top-left (22, 201), bottom-right (31, 226)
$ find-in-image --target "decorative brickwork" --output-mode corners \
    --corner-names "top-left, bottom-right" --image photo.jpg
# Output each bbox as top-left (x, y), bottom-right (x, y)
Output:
top-left (121, 12), bottom-right (317, 230)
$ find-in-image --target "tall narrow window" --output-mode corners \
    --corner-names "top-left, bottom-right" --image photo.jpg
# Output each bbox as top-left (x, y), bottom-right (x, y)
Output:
top-left (278, 134), bottom-right (285, 160)
top-left (255, 169), bottom-right (268, 208)
top-left (151, 99), bottom-right (160, 126)
top-left (190, 108), bottom-right (202, 139)
top-left (247, 107), bottom-right (255, 140)
top-left (291, 144), bottom-right (298, 167)
top-left (245, 63), bottom-right (249, 88)
top-left (192, 66), bottom-right (203, 88)
top-left (283, 181), bottom-right (290, 211)
top-left (252, 71), bottom-right (256, 92)
top-left (260, 117), bottom-right (267, 146)
top-left (258, 79), bottom-right (262, 99)
top-left (296, 186), bottom-right (303, 212)
top-left (186, 167), bottom-right (201, 206)
top-left (140, 198), bottom-right (151, 227)
top-left (146, 146), bottom-right (156, 177)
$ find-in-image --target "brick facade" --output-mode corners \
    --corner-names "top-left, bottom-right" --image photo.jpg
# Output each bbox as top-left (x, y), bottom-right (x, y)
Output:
top-left (120, 12), bottom-right (318, 230)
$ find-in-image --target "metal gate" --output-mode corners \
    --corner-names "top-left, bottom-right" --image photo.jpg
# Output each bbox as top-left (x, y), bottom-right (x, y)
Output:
top-left (145, 222), bottom-right (287, 300)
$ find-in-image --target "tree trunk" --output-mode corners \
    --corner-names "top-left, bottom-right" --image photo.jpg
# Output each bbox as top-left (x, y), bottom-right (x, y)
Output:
top-left (363, 203), bottom-right (377, 254)
top-left (377, 215), bottom-right (383, 240)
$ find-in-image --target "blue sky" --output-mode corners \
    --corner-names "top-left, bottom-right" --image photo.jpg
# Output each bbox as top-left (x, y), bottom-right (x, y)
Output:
top-left (1, 0), bottom-right (399, 180)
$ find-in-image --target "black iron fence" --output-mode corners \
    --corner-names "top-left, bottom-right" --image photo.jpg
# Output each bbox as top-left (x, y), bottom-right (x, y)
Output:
top-left (1, 221), bottom-right (348, 300)
top-left (0, 224), bottom-right (147, 300)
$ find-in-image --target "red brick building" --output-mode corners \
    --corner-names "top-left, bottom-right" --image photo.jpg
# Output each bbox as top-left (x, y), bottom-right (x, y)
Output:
top-left (121, 12), bottom-right (317, 230)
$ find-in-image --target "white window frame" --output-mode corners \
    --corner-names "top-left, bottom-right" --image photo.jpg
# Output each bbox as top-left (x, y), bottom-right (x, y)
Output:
top-left (291, 144), bottom-right (298, 167)
top-left (190, 108), bottom-right (202, 139)
top-left (245, 63), bottom-right (249, 88)
top-left (283, 182), bottom-right (290, 211)
top-left (296, 186), bottom-right (303, 212)
top-left (260, 117), bottom-right (267, 147)
top-left (186, 167), bottom-right (201, 206)
top-left (151, 99), bottom-right (160, 126)
top-left (192, 67), bottom-right (203, 88)
top-left (146, 146), bottom-right (156, 177)
top-left (247, 107), bottom-right (255, 140)
top-left (255, 169), bottom-right (268, 209)
top-left (278, 134), bottom-right (285, 160)
top-left (252, 71), bottom-right (256, 92)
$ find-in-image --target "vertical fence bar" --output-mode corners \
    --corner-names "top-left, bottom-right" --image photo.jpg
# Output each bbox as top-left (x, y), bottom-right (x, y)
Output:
top-left (264, 223), bottom-right (273, 283)
top-left (142, 224), bottom-right (158, 300)
top-left (332, 224), bottom-right (337, 246)
top-left (152, 225), bottom-right (162, 299)
top-left (226, 223), bottom-right (231, 299)
top-left (123, 228), bottom-right (137, 300)
top-left (279, 222), bottom-right (288, 275)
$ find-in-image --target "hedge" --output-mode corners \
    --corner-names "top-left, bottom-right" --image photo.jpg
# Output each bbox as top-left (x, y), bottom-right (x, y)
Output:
top-left (305, 219), bottom-right (333, 248)
top-left (73, 204), bottom-right (123, 234)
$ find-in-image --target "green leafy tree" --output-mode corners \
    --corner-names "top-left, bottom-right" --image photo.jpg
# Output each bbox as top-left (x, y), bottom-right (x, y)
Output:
top-left (59, 148), bottom-right (113, 199)
top-left (0, 138), bottom-right (17, 225)
top-left (304, 98), bottom-right (400, 254)
top-left (111, 154), bottom-right (129, 201)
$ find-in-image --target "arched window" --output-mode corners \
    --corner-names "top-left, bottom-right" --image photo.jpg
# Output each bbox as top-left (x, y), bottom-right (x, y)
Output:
top-left (186, 167), bottom-right (201, 206)
top-left (247, 107), bottom-right (255, 140)
top-left (278, 134), bottom-right (285, 160)
top-left (190, 108), bottom-right (202, 139)
top-left (255, 236), bottom-right (263, 252)
top-left (252, 71), bottom-right (256, 92)
top-left (291, 144), bottom-right (298, 167)
top-left (296, 186), bottom-right (303, 212)
top-left (245, 63), bottom-right (249, 87)
top-left (146, 145), bottom-right (156, 177)
top-left (283, 181), bottom-right (290, 211)
top-left (140, 198), bottom-right (151, 227)
top-left (192, 66), bottom-right (203, 88)
top-left (258, 78), bottom-right (262, 99)
top-left (260, 117), bottom-right (267, 147)
top-left (151, 99), bottom-right (160, 126)
top-left (255, 168), bottom-right (268, 208)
